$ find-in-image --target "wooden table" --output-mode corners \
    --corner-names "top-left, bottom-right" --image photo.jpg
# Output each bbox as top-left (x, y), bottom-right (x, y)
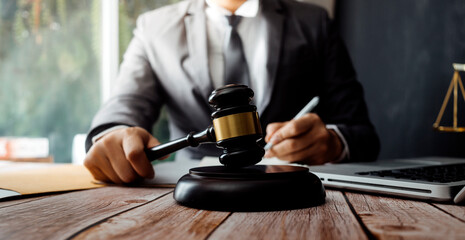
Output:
top-left (1, 186), bottom-right (465, 240)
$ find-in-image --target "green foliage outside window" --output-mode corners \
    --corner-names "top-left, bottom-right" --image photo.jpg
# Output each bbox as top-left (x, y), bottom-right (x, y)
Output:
top-left (0, 0), bottom-right (101, 163)
top-left (0, 0), bottom-right (180, 163)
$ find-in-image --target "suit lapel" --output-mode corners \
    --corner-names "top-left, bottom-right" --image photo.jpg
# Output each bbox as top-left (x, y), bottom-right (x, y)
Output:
top-left (259, 0), bottom-right (284, 115)
top-left (185, 0), bottom-right (214, 101)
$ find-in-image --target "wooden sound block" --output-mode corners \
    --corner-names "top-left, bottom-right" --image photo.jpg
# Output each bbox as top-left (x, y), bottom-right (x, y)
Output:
top-left (174, 165), bottom-right (325, 211)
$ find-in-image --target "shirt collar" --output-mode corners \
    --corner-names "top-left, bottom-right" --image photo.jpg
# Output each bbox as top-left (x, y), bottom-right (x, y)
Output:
top-left (205, 0), bottom-right (259, 18)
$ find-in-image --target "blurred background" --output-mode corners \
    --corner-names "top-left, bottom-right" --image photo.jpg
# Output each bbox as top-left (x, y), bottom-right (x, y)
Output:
top-left (0, 0), bottom-right (177, 163)
top-left (0, 0), bottom-right (464, 163)
top-left (336, 0), bottom-right (465, 159)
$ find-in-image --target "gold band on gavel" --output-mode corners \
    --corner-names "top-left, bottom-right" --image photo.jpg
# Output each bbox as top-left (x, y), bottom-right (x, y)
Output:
top-left (213, 112), bottom-right (262, 141)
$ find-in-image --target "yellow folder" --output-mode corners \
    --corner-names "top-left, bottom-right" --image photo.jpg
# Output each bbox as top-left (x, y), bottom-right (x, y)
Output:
top-left (0, 162), bottom-right (103, 198)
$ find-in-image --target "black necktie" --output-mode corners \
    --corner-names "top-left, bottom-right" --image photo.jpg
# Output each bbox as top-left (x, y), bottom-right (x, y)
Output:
top-left (224, 15), bottom-right (250, 86)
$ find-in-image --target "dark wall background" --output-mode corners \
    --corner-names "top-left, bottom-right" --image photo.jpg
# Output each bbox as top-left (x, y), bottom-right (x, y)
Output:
top-left (335, 0), bottom-right (465, 160)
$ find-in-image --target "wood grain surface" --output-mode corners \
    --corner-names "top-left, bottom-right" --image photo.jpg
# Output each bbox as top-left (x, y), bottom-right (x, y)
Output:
top-left (345, 192), bottom-right (465, 239)
top-left (74, 193), bottom-right (230, 240)
top-left (208, 190), bottom-right (368, 240)
top-left (0, 194), bottom-right (53, 209)
top-left (3, 186), bottom-right (465, 239)
top-left (0, 186), bottom-right (171, 240)
top-left (433, 203), bottom-right (465, 222)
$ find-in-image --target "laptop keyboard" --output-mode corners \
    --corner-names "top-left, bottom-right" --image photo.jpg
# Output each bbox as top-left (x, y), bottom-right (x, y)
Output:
top-left (356, 163), bottom-right (465, 183)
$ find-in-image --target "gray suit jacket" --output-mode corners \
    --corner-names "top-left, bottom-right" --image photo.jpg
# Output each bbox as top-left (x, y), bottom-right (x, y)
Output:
top-left (86, 0), bottom-right (380, 162)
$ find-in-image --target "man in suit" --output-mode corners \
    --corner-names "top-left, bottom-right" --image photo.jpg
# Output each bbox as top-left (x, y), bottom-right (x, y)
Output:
top-left (84, 0), bottom-right (380, 184)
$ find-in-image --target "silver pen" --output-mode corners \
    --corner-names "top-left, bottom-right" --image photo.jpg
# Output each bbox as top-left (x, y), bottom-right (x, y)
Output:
top-left (264, 96), bottom-right (320, 151)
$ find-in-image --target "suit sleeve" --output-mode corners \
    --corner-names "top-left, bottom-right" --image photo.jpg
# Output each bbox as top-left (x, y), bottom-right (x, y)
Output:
top-left (317, 11), bottom-right (380, 162)
top-left (85, 15), bottom-right (165, 152)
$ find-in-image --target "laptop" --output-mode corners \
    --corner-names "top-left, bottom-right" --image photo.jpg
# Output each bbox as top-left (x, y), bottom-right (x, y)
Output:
top-left (306, 156), bottom-right (465, 203)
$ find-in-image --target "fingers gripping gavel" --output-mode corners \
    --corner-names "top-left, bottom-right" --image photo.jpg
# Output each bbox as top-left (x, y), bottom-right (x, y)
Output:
top-left (144, 84), bottom-right (265, 168)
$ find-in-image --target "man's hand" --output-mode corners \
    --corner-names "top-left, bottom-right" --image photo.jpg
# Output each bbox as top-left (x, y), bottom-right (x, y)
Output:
top-left (84, 127), bottom-right (162, 184)
top-left (264, 113), bottom-right (343, 165)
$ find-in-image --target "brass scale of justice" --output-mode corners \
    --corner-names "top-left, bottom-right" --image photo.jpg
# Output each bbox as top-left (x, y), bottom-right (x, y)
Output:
top-left (433, 63), bottom-right (465, 132)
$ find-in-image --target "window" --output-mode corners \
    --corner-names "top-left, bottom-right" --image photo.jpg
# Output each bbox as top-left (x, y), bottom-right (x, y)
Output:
top-left (0, 0), bottom-right (180, 163)
top-left (0, 0), bottom-right (101, 163)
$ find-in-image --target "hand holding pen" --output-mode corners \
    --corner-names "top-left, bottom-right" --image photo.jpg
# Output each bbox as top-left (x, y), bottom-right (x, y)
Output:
top-left (263, 96), bottom-right (344, 165)
top-left (264, 96), bottom-right (320, 150)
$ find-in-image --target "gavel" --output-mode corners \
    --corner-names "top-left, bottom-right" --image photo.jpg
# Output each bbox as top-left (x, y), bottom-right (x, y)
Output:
top-left (144, 84), bottom-right (265, 168)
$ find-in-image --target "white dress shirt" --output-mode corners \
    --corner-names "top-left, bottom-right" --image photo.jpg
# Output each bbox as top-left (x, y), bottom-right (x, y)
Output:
top-left (205, 0), bottom-right (267, 109)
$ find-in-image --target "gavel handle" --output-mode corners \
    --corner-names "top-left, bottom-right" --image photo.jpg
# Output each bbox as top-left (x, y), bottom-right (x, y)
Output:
top-left (144, 126), bottom-right (215, 162)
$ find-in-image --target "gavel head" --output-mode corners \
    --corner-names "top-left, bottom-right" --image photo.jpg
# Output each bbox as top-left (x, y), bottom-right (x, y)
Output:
top-left (208, 84), bottom-right (265, 168)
